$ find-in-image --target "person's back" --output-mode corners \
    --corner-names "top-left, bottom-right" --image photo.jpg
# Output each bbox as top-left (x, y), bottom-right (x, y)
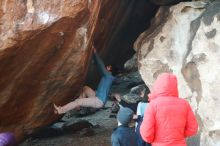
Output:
top-left (111, 125), bottom-right (138, 146)
top-left (93, 50), bottom-right (115, 104)
top-left (149, 96), bottom-right (195, 145)
top-left (111, 107), bottom-right (138, 146)
top-left (140, 73), bottom-right (198, 146)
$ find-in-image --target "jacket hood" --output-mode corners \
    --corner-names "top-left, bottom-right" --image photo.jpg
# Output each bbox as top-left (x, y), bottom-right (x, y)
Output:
top-left (148, 73), bottom-right (179, 101)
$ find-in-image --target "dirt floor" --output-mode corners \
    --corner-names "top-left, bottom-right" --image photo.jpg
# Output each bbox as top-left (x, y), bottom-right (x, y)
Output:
top-left (20, 101), bottom-right (118, 146)
top-left (19, 83), bottom-right (200, 146)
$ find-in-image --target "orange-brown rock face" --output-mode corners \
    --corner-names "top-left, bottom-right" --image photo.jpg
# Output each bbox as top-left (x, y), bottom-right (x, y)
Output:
top-left (0, 0), bottom-right (101, 141)
top-left (0, 0), bottom-right (159, 142)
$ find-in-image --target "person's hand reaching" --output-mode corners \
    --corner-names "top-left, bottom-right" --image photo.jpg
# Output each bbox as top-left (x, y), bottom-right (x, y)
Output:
top-left (112, 93), bottom-right (121, 102)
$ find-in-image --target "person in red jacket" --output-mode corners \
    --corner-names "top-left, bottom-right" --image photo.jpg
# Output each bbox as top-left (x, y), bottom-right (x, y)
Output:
top-left (140, 73), bottom-right (198, 146)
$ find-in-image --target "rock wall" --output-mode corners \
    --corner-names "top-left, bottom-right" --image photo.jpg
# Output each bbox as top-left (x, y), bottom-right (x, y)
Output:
top-left (135, 1), bottom-right (220, 146)
top-left (0, 0), bottom-right (159, 142)
top-left (0, 0), bottom-right (101, 141)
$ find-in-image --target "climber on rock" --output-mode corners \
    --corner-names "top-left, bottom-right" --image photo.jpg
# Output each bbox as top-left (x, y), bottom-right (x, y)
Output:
top-left (54, 46), bottom-right (116, 115)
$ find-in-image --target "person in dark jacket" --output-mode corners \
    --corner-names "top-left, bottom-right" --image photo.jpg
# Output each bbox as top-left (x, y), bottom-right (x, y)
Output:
top-left (54, 47), bottom-right (115, 114)
top-left (112, 84), bottom-right (148, 113)
top-left (111, 107), bottom-right (138, 146)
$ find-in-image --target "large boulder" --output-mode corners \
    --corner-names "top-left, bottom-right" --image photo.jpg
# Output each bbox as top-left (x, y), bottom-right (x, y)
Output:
top-left (0, 0), bottom-right (158, 142)
top-left (135, 1), bottom-right (220, 146)
top-left (0, 0), bottom-right (101, 141)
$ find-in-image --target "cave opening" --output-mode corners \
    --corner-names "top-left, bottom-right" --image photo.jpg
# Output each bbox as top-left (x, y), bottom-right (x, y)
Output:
top-left (86, 0), bottom-right (159, 88)
top-left (87, 0), bottom-right (192, 89)
top-left (94, 0), bottom-right (159, 72)
top-left (93, 0), bottom-right (191, 72)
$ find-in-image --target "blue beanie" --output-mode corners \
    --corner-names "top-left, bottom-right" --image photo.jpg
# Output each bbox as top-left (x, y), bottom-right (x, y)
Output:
top-left (117, 107), bottom-right (134, 126)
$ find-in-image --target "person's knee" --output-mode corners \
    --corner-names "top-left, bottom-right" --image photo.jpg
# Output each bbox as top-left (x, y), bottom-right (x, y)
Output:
top-left (80, 86), bottom-right (90, 98)
top-left (83, 86), bottom-right (90, 92)
top-left (83, 86), bottom-right (95, 97)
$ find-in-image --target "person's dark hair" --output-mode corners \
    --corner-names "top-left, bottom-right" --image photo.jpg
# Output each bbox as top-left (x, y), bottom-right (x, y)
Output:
top-left (108, 64), bottom-right (119, 76)
top-left (142, 85), bottom-right (150, 103)
top-left (130, 84), bottom-right (150, 103)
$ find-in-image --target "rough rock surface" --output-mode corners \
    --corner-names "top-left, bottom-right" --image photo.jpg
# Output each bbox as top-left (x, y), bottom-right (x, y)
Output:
top-left (124, 54), bottom-right (138, 71)
top-left (135, 1), bottom-right (220, 146)
top-left (0, 0), bottom-right (101, 141)
top-left (0, 0), bottom-right (158, 142)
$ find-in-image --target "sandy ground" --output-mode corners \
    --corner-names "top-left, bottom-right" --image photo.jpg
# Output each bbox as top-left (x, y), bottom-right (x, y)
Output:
top-left (20, 101), bottom-right (118, 146)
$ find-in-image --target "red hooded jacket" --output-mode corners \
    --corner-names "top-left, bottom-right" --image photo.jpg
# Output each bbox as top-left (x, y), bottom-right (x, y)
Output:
top-left (140, 73), bottom-right (198, 146)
